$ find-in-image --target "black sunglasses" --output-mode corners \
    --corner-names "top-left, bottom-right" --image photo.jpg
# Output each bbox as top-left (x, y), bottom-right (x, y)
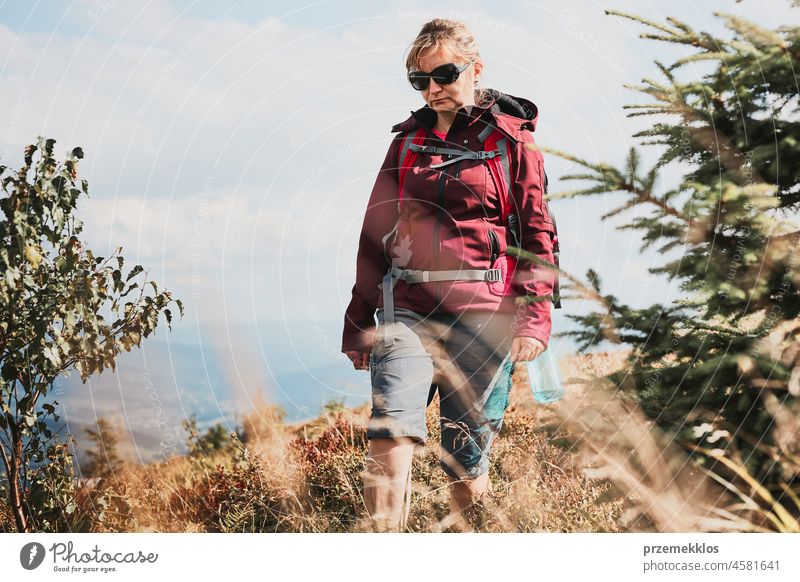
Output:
top-left (407, 61), bottom-right (473, 91)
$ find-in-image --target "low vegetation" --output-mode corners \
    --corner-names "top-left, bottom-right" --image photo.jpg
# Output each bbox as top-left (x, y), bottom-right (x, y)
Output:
top-left (2, 350), bottom-right (795, 533)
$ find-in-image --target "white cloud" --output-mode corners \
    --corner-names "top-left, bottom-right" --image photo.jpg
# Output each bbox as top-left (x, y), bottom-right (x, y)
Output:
top-left (1, 0), bottom-right (793, 327)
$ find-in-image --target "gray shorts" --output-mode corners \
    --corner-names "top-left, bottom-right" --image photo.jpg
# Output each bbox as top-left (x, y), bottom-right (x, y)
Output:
top-left (368, 306), bottom-right (515, 480)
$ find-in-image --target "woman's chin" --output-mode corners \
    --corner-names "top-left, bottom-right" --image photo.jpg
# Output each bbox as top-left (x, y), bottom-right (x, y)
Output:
top-left (431, 99), bottom-right (457, 111)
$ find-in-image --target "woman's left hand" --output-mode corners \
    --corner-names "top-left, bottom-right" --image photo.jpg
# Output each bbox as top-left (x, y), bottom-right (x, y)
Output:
top-left (510, 336), bottom-right (545, 363)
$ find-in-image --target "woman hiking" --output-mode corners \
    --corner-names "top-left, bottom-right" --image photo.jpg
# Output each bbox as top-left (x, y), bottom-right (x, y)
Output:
top-left (341, 18), bottom-right (557, 532)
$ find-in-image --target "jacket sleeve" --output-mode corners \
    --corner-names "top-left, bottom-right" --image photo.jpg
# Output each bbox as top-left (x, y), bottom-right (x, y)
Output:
top-left (508, 128), bottom-right (556, 349)
top-left (341, 136), bottom-right (401, 353)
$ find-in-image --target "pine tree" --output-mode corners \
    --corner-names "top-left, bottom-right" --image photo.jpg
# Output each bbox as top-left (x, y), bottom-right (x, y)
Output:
top-left (82, 418), bottom-right (127, 479)
top-left (544, 5), bottom-right (800, 495)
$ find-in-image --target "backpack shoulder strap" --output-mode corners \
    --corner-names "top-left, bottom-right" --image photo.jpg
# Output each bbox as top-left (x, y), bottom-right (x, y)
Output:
top-left (397, 127), bottom-right (427, 211)
top-left (477, 124), bottom-right (516, 245)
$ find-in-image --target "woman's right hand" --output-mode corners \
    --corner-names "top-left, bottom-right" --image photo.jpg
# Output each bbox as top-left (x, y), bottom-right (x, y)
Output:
top-left (345, 350), bottom-right (370, 371)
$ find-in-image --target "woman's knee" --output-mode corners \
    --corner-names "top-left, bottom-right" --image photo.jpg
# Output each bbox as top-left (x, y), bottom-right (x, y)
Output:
top-left (366, 437), bottom-right (416, 471)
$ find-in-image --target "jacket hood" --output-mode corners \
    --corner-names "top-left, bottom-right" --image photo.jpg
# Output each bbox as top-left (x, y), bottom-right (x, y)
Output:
top-left (391, 88), bottom-right (539, 136)
top-left (485, 88), bottom-right (538, 132)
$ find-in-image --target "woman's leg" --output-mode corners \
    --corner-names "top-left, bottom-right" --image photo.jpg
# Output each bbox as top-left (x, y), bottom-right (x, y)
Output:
top-left (446, 471), bottom-right (492, 532)
top-left (433, 310), bottom-right (514, 531)
top-left (363, 436), bottom-right (415, 532)
top-left (363, 308), bottom-right (438, 532)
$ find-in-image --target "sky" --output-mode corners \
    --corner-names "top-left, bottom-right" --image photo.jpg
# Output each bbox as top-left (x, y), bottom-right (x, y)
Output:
top-left (1, 0), bottom-right (797, 460)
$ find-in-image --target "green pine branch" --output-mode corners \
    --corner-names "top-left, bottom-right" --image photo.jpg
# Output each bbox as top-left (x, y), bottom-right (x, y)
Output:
top-left (541, 145), bottom-right (688, 224)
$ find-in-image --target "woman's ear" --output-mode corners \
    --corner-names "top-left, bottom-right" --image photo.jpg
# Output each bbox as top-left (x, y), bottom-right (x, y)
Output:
top-left (473, 59), bottom-right (483, 85)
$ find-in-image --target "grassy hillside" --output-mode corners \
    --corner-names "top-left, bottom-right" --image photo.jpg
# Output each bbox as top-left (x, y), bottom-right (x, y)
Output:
top-left (1, 350), bottom-right (765, 532)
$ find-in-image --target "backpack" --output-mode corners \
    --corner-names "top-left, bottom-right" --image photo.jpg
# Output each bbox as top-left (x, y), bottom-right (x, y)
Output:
top-left (395, 125), bottom-right (562, 309)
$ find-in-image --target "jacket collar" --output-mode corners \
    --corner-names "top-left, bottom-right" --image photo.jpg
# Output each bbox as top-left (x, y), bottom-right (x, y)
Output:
top-left (390, 89), bottom-right (538, 143)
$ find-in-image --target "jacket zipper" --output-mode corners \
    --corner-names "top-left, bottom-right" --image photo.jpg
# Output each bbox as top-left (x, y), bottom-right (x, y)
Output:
top-left (434, 159), bottom-right (460, 304)
top-left (434, 171), bottom-right (444, 304)
top-left (431, 129), bottom-right (461, 306)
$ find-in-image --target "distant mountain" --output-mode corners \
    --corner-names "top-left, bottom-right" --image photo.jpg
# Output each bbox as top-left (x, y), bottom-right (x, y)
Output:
top-left (49, 318), bottom-right (370, 462)
top-left (43, 315), bottom-right (579, 463)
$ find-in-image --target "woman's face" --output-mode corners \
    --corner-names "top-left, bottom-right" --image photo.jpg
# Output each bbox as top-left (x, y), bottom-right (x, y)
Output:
top-left (415, 46), bottom-right (482, 114)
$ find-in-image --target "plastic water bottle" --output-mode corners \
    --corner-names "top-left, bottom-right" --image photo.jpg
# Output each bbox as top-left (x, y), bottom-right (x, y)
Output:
top-left (485, 348), bottom-right (565, 409)
top-left (526, 346), bottom-right (565, 404)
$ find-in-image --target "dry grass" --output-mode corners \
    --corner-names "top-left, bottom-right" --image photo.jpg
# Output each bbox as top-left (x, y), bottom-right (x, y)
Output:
top-left (3, 349), bottom-right (794, 532)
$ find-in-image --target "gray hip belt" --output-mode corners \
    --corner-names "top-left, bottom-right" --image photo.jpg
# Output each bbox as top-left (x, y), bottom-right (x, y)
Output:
top-left (380, 265), bottom-right (502, 346)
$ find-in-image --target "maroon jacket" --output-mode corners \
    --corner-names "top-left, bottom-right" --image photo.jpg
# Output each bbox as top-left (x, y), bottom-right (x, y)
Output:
top-left (342, 89), bottom-right (556, 353)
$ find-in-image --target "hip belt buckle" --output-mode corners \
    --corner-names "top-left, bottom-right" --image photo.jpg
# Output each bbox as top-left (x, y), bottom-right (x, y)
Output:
top-left (485, 268), bottom-right (502, 282)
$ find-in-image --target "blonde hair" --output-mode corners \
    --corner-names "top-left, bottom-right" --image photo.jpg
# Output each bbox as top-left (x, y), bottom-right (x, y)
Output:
top-left (404, 18), bottom-right (490, 106)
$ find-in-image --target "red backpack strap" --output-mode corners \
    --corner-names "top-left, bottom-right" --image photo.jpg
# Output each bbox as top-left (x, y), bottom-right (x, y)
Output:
top-left (397, 127), bottom-right (427, 212)
top-left (478, 123), bottom-right (562, 309)
top-left (478, 125), bottom-right (518, 246)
